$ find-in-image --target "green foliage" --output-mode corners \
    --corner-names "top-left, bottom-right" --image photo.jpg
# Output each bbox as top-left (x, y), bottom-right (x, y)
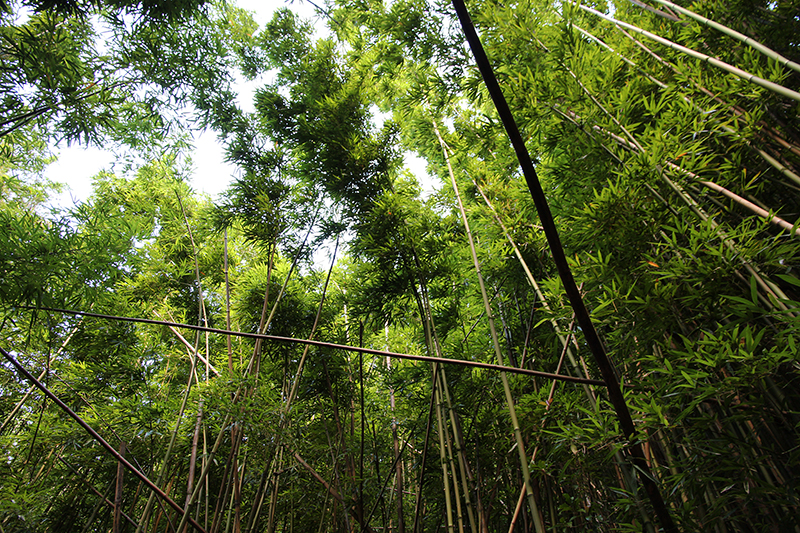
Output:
top-left (2, 0), bottom-right (800, 531)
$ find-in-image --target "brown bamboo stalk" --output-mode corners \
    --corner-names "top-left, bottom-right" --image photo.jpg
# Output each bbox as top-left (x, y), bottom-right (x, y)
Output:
top-left (183, 404), bottom-right (204, 532)
top-left (0, 346), bottom-right (208, 533)
top-left (113, 442), bottom-right (127, 533)
top-left (30, 307), bottom-right (606, 386)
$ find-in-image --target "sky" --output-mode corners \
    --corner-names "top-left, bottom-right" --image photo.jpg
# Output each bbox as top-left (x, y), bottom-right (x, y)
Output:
top-left (44, 0), bottom-right (434, 210)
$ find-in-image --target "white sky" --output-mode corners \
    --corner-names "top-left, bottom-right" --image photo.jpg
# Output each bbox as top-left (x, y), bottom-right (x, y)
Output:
top-left (44, 0), bottom-right (434, 210)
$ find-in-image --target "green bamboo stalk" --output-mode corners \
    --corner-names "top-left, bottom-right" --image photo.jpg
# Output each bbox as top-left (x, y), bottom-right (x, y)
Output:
top-left (223, 229), bottom-right (234, 372)
top-left (643, 0), bottom-right (800, 74)
top-left (434, 122), bottom-right (545, 533)
top-left (577, 3), bottom-right (800, 102)
top-left (418, 276), bottom-right (479, 533)
top-left (136, 354), bottom-right (199, 533)
top-left (437, 370), bottom-right (466, 533)
top-left (667, 161), bottom-right (800, 235)
top-left (609, 24), bottom-right (800, 187)
top-left (434, 376), bottom-right (456, 533)
top-left (597, 124), bottom-right (797, 315)
top-left (471, 175), bottom-right (596, 399)
top-left (438, 366), bottom-right (479, 533)
top-left (174, 411), bottom-right (232, 533)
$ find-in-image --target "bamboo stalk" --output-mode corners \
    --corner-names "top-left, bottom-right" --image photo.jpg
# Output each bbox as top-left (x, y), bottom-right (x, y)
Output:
top-left (0, 346), bottom-right (208, 533)
top-left (577, 3), bottom-right (800, 102)
top-left (223, 228), bottom-right (234, 372)
top-left (434, 377), bottom-right (456, 533)
top-left (113, 442), bottom-right (127, 533)
top-left (412, 364), bottom-right (441, 533)
top-left (434, 121), bottom-right (545, 533)
top-left (606, 24), bottom-right (800, 187)
top-left (450, 3), bottom-right (679, 529)
top-left (29, 307), bottom-right (606, 386)
top-left (0, 317), bottom-right (82, 436)
top-left (136, 345), bottom-right (200, 533)
top-left (386, 331), bottom-right (406, 533)
top-left (644, 0), bottom-right (800, 74)
top-left (438, 366), bottom-right (479, 533)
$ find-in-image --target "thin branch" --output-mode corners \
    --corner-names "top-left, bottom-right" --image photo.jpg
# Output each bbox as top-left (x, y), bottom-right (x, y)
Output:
top-left (24, 307), bottom-right (607, 386)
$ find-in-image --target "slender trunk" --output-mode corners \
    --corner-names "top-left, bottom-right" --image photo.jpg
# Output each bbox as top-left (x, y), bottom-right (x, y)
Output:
top-left (434, 121), bottom-right (545, 533)
top-left (113, 442), bottom-right (126, 533)
top-left (386, 330), bottom-right (406, 533)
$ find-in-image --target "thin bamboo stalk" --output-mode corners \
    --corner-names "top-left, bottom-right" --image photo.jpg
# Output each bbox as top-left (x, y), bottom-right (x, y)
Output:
top-left (605, 24), bottom-right (800, 187)
top-left (0, 317), bottom-right (82, 436)
top-left (433, 121), bottom-right (545, 533)
top-left (434, 380), bottom-right (456, 533)
top-left (223, 228), bottom-right (234, 372)
top-left (136, 347), bottom-right (200, 533)
top-left (438, 366), bottom-right (479, 533)
top-left (293, 452), bottom-right (377, 532)
top-left (412, 364), bottom-right (441, 533)
top-left (644, 0), bottom-right (800, 74)
top-left (0, 346), bottom-right (208, 533)
top-left (577, 3), bottom-right (800, 102)
top-left (113, 442), bottom-right (127, 533)
top-left (28, 307), bottom-right (606, 386)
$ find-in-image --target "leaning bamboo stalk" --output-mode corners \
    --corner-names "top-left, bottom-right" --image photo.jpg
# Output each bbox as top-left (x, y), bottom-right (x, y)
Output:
top-left (61, 458), bottom-right (139, 529)
top-left (568, 18), bottom-right (800, 184)
top-left (412, 363), bottom-right (441, 533)
top-left (113, 442), bottom-right (126, 533)
top-left (0, 316), bottom-right (82, 436)
top-left (385, 330), bottom-right (406, 533)
top-left (434, 122), bottom-right (546, 533)
top-left (666, 161), bottom-right (800, 235)
top-left (244, 238), bottom-right (340, 533)
top-left (136, 342), bottom-right (201, 533)
top-left (627, 0), bottom-right (682, 22)
top-left (223, 228), bottom-right (234, 371)
top-left (643, 0), bottom-right (800, 74)
top-left (293, 451), bottom-right (377, 532)
top-left (174, 410), bottom-right (233, 533)
top-left (471, 176), bottom-right (596, 396)
top-left (0, 346), bottom-right (208, 533)
top-left (577, 3), bottom-right (800, 102)
top-left (248, 211), bottom-right (319, 373)
top-left (284, 236), bottom-right (339, 414)
top-left (553, 60), bottom-right (797, 316)
top-left (594, 123), bottom-right (797, 314)
top-left (607, 24), bottom-right (800, 187)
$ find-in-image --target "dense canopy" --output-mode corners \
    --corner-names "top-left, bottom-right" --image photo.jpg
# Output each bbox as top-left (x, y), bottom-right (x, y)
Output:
top-left (1, 0), bottom-right (799, 531)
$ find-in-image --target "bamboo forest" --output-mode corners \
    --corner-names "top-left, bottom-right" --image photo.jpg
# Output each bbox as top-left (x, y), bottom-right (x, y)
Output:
top-left (2, 0), bottom-right (799, 530)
